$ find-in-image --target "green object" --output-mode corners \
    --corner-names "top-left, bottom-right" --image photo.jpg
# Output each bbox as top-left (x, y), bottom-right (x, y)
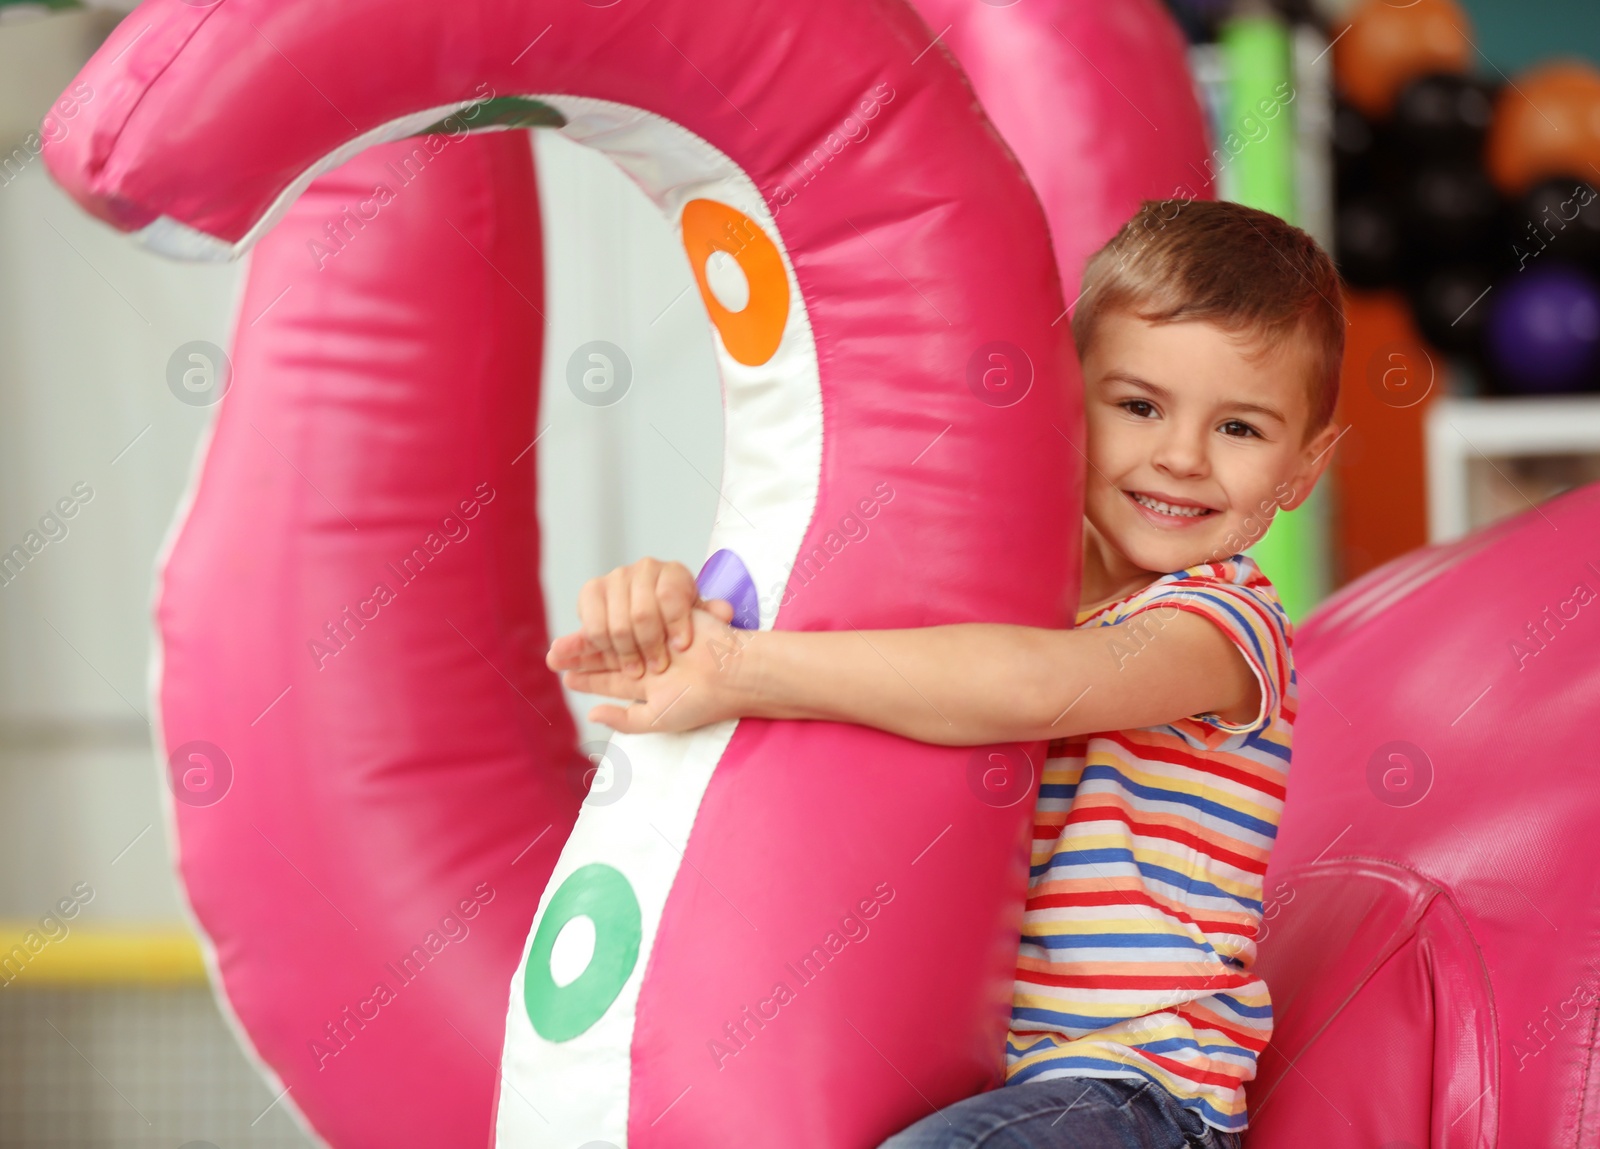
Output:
top-left (0, 0), bottom-right (81, 17)
top-left (1220, 16), bottom-right (1296, 219)
top-left (1256, 482), bottom-right (1330, 623)
top-left (524, 863), bottom-right (641, 1042)
top-left (410, 96), bottom-right (565, 137)
top-left (1221, 14), bottom-right (1326, 621)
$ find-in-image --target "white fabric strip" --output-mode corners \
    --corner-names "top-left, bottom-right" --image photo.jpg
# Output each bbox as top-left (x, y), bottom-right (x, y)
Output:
top-left (493, 96), bottom-right (823, 1148)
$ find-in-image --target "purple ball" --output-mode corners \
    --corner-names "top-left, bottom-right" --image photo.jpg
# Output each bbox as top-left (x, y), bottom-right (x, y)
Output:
top-left (1487, 266), bottom-right (1600, 393)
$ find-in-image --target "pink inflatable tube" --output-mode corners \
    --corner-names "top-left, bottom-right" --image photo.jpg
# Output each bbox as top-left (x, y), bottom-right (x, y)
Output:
top-left (1246, 482), bottom-right (1600, 1147)
top-left (910, 0), bottom-right (1213, 297)
top-left (150, 134), bottom-right (577, 1147)
top-left (47, 0), bottom-right (1083, 1145)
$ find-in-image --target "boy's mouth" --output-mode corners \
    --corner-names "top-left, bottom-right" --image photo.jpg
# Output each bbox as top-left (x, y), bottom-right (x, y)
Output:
top-left (1125, 489), bottom-right (1217, 525)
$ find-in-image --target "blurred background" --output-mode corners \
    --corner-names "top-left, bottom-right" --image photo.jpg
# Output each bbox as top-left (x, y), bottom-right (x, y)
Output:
top-left (2, 0), bottom-right (1598, 1143)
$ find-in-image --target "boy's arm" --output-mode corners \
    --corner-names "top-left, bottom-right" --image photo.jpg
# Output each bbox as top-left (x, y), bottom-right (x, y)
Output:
top-left (560, 607), bottom-right (1263, 744)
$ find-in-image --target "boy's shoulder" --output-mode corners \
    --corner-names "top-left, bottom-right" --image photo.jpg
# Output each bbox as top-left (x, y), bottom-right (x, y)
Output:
top-left (1080, 553), bottom-right (1296, 743)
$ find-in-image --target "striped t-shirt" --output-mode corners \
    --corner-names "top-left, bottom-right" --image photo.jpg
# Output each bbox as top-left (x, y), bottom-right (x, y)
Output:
top-left (1005, 554), bottom-right (1294, 1134)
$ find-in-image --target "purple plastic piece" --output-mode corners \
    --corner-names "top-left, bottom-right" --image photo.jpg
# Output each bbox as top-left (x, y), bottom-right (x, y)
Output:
top-left (696, 548), bottom-right (761, 630)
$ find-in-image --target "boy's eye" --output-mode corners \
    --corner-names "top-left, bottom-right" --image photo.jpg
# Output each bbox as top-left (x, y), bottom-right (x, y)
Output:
top-left (1119, 399), bottom-right (1156, 418)
top-left (1220, 419), bottom-right (1261, 439)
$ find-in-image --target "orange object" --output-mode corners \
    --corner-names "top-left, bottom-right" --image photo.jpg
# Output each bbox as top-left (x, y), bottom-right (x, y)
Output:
top-left (1332, 0), bottom-right (1473, 120)
top-left (1485, 60), bottom-right (1600, 196)
top-left (1330, 289), bottom-right (1438, 586)
top-left (681, 198), bottom-right (790, 367)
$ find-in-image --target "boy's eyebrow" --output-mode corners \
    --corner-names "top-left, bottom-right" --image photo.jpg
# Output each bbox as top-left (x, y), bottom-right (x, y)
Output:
top-left (1225, 400), bottom-right (1289, 425)
top-left (1103, 372), bottom-right (1173, 400)
top-left (1102, 372), bottom-right (1289, 426)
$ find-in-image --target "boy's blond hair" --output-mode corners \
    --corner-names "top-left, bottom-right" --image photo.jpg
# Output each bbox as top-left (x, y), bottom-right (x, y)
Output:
top-left (1072, 200), bottom-right (1345, 442)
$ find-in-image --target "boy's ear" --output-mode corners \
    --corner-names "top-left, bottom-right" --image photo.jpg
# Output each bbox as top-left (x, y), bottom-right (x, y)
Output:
top-left (1280, 421), bottom-right (1343, 512)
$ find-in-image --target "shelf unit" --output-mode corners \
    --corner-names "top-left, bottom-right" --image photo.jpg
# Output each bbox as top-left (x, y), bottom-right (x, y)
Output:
top-left (1425, 393), bottom-right (1600, 542)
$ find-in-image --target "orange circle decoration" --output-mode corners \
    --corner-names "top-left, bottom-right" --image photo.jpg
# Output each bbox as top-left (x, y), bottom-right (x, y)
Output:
top-left (681, 198), bottom-right (790, 367)
top-left (1332, 0), bottom-right (1473, 120)
top-left (1486, 62), bottom-right (1600, 197)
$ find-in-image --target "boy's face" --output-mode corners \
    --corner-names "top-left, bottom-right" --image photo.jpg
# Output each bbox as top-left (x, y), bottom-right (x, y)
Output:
top-left (1080, 309), bottom-right (1340, 578)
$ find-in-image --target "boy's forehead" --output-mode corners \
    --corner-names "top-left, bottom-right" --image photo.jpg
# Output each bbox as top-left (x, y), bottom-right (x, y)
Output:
top-left (1086, 312), bottom-right (1314, 418)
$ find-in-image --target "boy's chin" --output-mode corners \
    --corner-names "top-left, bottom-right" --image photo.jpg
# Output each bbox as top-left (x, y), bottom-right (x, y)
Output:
top-left (1087, 504), bottom-right (1230, 574)
top-left (1113, 529), bottom-right (1228, 575)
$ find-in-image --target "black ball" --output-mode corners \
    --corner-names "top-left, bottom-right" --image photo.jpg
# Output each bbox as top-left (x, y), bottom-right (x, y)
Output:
top-left (1402, 162), bottom-right (1502, 260)
top-left (1408, 263), bottom-right (1496, 356)
top-left (1334, 103), bottom-right (1378, 166)
top-left (1338, 195), bottom-right (1405, 288)
top-left (1392, 73), bottom-right (1496, 160)
top-left (1337, 194), bottom-right (1403, 288)
top-left (1511, 178), bottom-right (1600, 272)
top-left (1333, 102), bottom-right (1381, 196)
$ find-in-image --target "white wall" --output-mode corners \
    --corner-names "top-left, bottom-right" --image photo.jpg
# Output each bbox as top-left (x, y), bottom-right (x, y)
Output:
top-left (0, 78), bottom-right (722, 922)
top-left (531, 128), bottom-right (724, 700)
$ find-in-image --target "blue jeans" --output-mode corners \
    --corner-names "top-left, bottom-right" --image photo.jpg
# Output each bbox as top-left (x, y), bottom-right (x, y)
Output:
top-left (877, 1076), bottom-right (1244, 1149)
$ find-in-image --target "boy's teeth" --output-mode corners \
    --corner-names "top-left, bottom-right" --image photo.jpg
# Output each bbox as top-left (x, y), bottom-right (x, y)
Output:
top-left (1133, 492), bottom-right (1209, 518)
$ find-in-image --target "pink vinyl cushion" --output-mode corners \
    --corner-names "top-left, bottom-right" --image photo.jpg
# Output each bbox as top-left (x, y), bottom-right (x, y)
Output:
top-left (1248, 481), bottom-right (1600, 1148)
top-left (152, 134), bottom-right (577, 1147)
top-left (911, 0), bottom-right (1214, 300)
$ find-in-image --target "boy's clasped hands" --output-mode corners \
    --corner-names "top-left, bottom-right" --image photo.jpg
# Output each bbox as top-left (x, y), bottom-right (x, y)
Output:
top-left (545, 557), bottom-right (749, 734)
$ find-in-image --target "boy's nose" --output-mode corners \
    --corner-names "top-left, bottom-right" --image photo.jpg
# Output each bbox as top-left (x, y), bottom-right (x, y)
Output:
top-left (1150, 425), bottom-right (1210, 477)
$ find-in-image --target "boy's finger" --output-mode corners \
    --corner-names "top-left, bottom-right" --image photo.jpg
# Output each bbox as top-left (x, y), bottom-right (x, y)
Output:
top-left (587, 703), bottom-right (633, 731)
top-left (701, 598), bottom-right (736, 625)
top-left (631, 572), bottom-right (672, 674)
top-left (658, 563), bottom-right (699, 653)
top-left (546, 631), bottom-right (592, 670)
top-left (588, 649), bottom-right (625, 671)
top-left (604, 568), bottom-right (645, 677)
top-left (563, 669), bottom-right (640, 700)
top-left (570, 649), bottom-right (619, 673)
top-left (577, 578), bottom-right (615, 663)
top-left (589, 699), bottom-right (660, 732)
top-left (545, 638), bottom-right (571, 671)
top-left (549, 632), bottom-right (623, 674)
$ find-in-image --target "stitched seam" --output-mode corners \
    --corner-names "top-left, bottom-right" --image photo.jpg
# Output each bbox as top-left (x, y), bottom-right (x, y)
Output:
top-left (1572, 993), bottom-right (1600, 1147)
top-left (93, 8), bottom-right (223, 183)
top-left (1249, 858), bottom-right (1443, 1119)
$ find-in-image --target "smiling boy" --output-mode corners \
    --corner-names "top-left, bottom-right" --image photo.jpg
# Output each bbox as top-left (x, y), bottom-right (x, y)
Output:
top-left (547, 200), bottom-right (1345, 1148)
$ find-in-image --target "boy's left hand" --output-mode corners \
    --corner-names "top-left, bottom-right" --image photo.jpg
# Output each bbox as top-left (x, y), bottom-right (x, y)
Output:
top-left (546, 556), bottom-right (735, 680)
top-left (556, 608), bottom-right (754, 734)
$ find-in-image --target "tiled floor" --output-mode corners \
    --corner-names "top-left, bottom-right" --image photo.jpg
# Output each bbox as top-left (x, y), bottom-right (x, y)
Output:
top-left (0, 987), bottom-right (315, 1148)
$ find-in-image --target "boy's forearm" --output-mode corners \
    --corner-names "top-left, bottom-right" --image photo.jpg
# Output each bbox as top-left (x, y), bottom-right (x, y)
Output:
top-left (733, 624), bottom-right (1081, 746)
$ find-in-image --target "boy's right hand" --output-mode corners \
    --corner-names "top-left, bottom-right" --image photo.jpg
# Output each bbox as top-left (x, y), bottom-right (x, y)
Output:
top-left (552, 557), bottom-right (734, 679)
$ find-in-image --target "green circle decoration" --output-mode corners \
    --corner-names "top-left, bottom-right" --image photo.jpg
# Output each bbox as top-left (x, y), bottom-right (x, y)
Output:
top-left (524, 863), bottom-right (642, 1042)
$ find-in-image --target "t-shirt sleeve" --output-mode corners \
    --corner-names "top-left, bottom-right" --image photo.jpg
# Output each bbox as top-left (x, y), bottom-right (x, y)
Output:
top-left (1119, 574), bottom-right (1291, 736)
